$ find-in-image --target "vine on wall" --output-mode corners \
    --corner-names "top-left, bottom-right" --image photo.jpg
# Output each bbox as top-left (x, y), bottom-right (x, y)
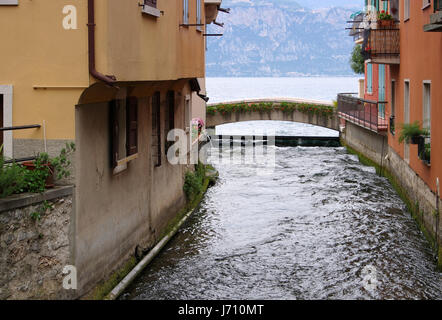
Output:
top-left (206, 102), bottom-right (335, 118)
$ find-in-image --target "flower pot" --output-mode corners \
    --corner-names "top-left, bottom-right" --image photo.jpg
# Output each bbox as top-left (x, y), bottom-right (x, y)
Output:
top-left (22, 161), bottom-right (55, 189)
top-left (410, 135), bottom-right (424, 145)
top-left (378, 19), bottom-right (394, 29)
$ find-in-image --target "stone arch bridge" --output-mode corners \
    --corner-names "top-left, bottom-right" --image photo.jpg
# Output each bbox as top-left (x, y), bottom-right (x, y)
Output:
top-left (205, 98), bottom-right (339, 131)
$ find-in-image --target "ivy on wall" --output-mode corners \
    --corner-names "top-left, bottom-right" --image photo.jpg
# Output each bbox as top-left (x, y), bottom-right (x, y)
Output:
top-left (206, 102), bottom-right (336, 118)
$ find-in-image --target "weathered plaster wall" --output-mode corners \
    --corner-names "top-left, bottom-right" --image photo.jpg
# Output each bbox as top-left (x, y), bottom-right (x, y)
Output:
top-left (0, 191), bottom-right (74, 300)
top-left (74, 84), bottom-right (190, 297)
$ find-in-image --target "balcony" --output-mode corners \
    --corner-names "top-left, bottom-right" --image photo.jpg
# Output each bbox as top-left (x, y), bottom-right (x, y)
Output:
top-left (365, 28), bottom-right (400, 65)
top-left (205, 0), bottom-right (222, 24)
top-left (424, 0), bottom-right (442, 32)
top-left (337, 93), bottom-right (388, 133)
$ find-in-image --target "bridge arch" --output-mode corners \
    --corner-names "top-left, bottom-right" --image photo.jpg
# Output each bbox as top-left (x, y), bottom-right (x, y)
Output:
top-left (206, 99), bottom-right (340, 132)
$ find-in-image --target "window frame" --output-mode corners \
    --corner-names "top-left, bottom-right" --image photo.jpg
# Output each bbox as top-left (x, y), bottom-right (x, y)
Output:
top-left (165, 91), bottom-right (175, 156)
top-left (183, 0), bottom-right (189, 25)
top-left (110, 97), bottom-right (139, 173)
top-left (0, 0), bottom-right (18, 5)
top-left (404, 0), bottom-right (410, 21)
top-left (0, 85), bottom-right (13, 158)
top-left (196, 0), bottom-right (203, 32)
top-left (366, 63), bottom-right (373, 94)
top-left (152, 92), bottom-right (162, 168)
top-left (404, 79), bottom-right (410, 163)
top-left (142, 0), bottom-right (161, 17)
top-left (422, 0), bottom-right (431, 10)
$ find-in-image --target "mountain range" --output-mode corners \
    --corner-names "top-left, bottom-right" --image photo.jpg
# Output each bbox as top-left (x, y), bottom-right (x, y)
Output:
top-left (206, 0), bottom-right (363, 77)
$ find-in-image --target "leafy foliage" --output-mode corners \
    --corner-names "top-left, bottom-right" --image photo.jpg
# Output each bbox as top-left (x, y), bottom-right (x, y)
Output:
top-left (183, 163), bottom-right (205, 200)
top-left (398, 121), bottom-right (429, 144)
top-left (207, 101), bottom-right (335, 118)
top-left (51, 142), bottom-right (76, 180)
top-left (350, 44), bottom-right (365, 74)
top-left (0, 143), bottom-right (76, 199)
top-left (30, 200), bottom-right (54, 221)
top-left (0, 147), bottom-right (27, 198)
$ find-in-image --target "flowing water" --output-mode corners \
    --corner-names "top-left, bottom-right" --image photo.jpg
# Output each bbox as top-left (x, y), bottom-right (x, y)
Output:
top-left (121, 143), bottom-right (442, 300)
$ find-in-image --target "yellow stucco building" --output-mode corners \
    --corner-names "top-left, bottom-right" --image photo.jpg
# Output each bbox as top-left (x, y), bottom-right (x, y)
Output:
top-left (0, 0), bottom-right (223, 298)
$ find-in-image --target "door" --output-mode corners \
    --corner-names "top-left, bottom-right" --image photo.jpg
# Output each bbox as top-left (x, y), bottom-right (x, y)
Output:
top-left (378, 64), bottom-right (386, 119)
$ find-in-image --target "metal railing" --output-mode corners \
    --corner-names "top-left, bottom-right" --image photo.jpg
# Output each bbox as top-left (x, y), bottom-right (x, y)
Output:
top-left (367, 28), bottom-right (400, 59)
top-left (1, 124), bottom-right (41, 164)
top-left (436, 0), bottom-right (442, 12)
top-left (337, 93), bottom-right (388, 132)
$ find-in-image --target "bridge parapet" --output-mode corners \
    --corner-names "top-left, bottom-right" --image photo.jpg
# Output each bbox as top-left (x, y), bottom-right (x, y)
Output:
top-left (206, 98), bottom-right (339, 131)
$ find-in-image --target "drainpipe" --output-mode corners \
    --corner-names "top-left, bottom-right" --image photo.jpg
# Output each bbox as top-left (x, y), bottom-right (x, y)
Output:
top-left (88, 0), bottom-right (117, 85)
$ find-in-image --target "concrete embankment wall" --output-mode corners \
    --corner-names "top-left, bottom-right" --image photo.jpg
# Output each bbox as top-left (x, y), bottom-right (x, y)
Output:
top-left (0, 187), bottom-right (75, 300)
top-left (342, 121), bottom-right (442, 266)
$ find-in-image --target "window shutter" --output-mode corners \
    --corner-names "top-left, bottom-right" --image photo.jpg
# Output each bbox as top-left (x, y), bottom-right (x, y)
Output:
top-left (126, 97), bottom-right (138, 156)
top-left (110, 100), bottom-right (119, 168)
top-left (152, 92), bottom-right (162, 167)
top-left (165, 91), bottom-right (175, 156)
top-left (144, 0), bottom-right (157, 8)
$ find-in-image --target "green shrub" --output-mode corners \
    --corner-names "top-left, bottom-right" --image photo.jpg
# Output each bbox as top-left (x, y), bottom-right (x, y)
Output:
top-left (183, 163), bottom-right (205, 200)
top-left (0, 154), bottom-right (27, 198)
top-left (350, 44), bottom-right (365, 74)
top-left (206, 102), bottom-right (335, 118)
top-left (398, 121), bottom-right (429, 144)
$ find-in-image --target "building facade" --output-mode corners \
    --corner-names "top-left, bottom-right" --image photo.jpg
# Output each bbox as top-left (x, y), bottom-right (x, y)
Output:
top-left (340, 0), bottom-right (442, 267)
top-left (0, 0), bottom-right (223, 298)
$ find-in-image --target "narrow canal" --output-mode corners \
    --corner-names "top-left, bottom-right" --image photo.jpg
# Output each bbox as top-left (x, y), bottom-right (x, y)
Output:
top-left (121, 124), bottom-right (441, 300)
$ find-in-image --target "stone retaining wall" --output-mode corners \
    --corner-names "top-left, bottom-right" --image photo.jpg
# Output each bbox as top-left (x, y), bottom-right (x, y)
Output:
top-left (0, 187), bottom-right (74, 300)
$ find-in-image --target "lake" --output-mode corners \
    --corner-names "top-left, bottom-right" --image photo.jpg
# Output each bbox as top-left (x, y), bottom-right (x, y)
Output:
top-left (205, 77), bottom-right (359, 137)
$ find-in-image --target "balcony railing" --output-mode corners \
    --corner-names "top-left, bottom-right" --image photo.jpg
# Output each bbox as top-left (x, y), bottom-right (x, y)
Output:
top-left (366, 28), bottom-right (400, 64)
top-left (337, 93), bottom-right (388, 133)
top-left (425, 0), bottom-right (442, 31)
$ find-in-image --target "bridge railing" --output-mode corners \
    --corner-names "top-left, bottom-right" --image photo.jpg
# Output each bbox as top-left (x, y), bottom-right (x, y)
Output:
top-left (337, 93), bottom-right (388, 133)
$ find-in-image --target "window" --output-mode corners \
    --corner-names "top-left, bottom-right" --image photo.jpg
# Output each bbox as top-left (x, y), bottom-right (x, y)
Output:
top-left (422, 0), bottom-right (431, 9)
top-left (390, 0), bottom-right (400, 21)
top-left (152, 92), bottom-right (162, 167)
top-left (165, 91), bottom-right (175, 156)
top-left (423, 82), bottom-right (431, 164)
top-left (184, 95), bottom-right (191, 131)
top-left (383, 0), bottom-right (388, 11)
top-left (142, 0), bottom-right (160, 17)
top-left (144, 0), bottom-right (156, 7)
top-left (110, 97), bottom-right (138, 172)
top-left (0, 1), bottom-right (19, 5)
top-left (404, 80), bottom-right (410, 162)
top-left (367, 63), bottom-right (373, 93)
top-left (404, 0), bottom-right (410, 21)
top-left (390, 80), bottom-right (396, 135)
top-left (183, 0), bottom-right (189, 25)
top-left (423, 82), bottom-right (431, 134)
top-left (196, 0), bottom-right (202, 31)
top-left (0, 85), bottom-right (12, 158)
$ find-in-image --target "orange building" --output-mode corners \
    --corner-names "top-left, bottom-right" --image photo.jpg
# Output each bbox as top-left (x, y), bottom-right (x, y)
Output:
top-left (340, 0), bottom-right (442, 268)
top-left (388, 0), bottom-right (442, 192)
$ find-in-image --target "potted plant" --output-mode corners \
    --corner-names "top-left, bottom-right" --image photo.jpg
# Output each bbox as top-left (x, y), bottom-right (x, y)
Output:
top-left (419, 143), bottom-right (431, 165)
top-left (398, 121), bottom-right (429, 145)
top-left (22, 153), bottom-right (54, 189)
top-left (22, 142), bottom-right (76, 190)
top-left (378, 10), bottom-right (394, 28)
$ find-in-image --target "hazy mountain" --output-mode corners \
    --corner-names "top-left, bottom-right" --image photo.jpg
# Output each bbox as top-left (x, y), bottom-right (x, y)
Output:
top-left (206, 0), bottom-right (360, 77)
